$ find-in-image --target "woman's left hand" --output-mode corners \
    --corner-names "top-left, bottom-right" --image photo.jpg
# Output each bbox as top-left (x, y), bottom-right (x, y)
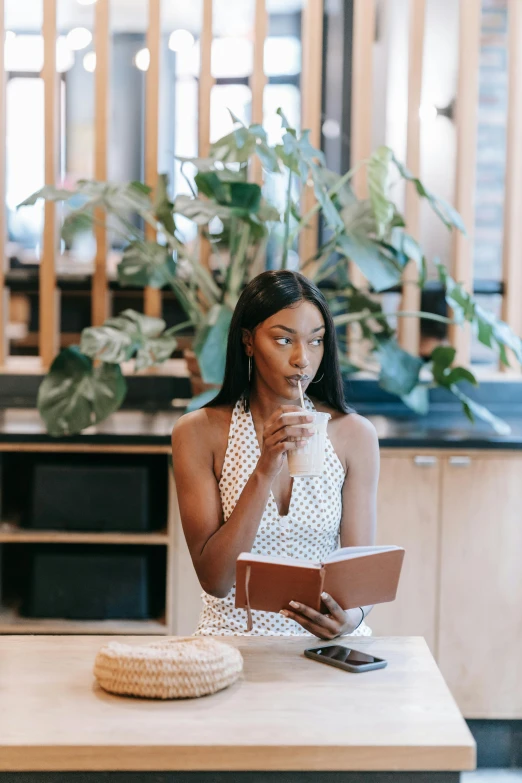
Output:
top-left (280, 592), bottom-right (363, 640)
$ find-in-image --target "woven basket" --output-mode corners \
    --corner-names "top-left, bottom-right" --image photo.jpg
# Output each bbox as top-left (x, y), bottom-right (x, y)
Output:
top-left (93, 637), bottom-right (243, 699)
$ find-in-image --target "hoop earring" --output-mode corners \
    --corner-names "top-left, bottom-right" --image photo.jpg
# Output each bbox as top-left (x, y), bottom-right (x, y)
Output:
top-left (311, 372), bottom-right (324, 384)
top-left (248, 356), bottom-right (252, 382)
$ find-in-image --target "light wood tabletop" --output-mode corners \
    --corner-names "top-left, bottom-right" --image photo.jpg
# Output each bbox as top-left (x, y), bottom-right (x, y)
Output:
top-left (0, 635), bottom-right (475, 774)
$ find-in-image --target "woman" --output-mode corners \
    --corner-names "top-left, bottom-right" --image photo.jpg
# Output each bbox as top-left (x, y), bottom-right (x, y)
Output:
top-left (172, 270), bottom-right (380, 638)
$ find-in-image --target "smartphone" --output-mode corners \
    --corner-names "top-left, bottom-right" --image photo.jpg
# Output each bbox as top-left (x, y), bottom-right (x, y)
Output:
top-left (304, 644), bottom-right (388, 673)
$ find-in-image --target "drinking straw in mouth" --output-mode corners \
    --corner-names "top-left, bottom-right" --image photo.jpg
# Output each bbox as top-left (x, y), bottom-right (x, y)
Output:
top-left (298, 378), bottom-right (306, 410)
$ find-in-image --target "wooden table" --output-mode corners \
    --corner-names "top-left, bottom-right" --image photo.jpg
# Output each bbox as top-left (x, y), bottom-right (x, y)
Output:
top-left (0, 635), bottom-right (475, 782)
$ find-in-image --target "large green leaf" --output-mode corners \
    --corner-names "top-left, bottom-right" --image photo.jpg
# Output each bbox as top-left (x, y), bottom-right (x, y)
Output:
top-left (154, 173), bottom-right (176, 236)
top-left (438, 264), bottom-right (522, 365)
top-left (118, 240), bottom-right (176, 288)
top-left (37, 347), bottom-right (127, 437)
top-left (336, 234), bottom-right (404, 291)
top-left (80, 326), bottom-right (136, 364)
top-left (194, 304), bottom-right (233, 384)
top-left (401, 384), bottom-right (429, 415)
top-left (135, 335), bottom-right (178, 371)
top-left (18, 185), bottom-right (74, 207)
top-left (392, 154), bottom-right (466, 233)
top-left (375, 338), bottom-right (423, 396)
top-left (449, 385), bottom-right (511, 435)
top-left (80, 309), bottom-right (172, 366)
top-left (367, 146), bottom-right (394, 239)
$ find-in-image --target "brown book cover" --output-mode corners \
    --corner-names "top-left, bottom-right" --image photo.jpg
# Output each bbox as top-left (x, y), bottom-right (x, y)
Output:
top-left (235, 546), bottom-right (405, 630)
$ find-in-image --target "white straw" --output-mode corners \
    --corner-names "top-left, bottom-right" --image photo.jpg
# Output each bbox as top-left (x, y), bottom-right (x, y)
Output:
top-left (298, 378), bottom-right (306, 410)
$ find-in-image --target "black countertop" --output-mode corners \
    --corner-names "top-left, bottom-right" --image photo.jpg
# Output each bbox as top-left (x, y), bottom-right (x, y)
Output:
top-left (1, 407), bottom-right (522, 449)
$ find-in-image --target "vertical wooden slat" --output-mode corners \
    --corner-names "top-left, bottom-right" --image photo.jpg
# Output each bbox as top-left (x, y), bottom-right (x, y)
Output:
top-left (0, 0), bottom-right (7, 365)
top-left (40, 0), bottom-right (59, 367)
top-left (398, 0), bottom-right (426, 355)
top-left (144, 0), bottom-right (162, 318)
top-left (300, 0), bottom-right (323, 265)
top-left (92, 0), bottom-right (110, 326)
top-left (501, 0), bottom-right (522, 371)
top-left (348, 0), bottom-right (375, 365)
top-left (449, 0), bottom-right (481, 366)
top-left (350, 0), bottom-right (375, 289)
top-left (199, 0), bottom-right (213, 159)
top-left (198, 0), bottom-right (213, 270)
top-left (250, 0), bottom-right (267, 185)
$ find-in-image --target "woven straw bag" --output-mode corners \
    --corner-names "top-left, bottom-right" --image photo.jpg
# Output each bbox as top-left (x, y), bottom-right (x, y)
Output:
top-left (94, 637), bottom-right (243, 699)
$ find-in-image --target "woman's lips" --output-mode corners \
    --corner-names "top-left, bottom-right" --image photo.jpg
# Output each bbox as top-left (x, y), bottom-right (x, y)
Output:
top-left (285, 376), bottom-right (310, 387)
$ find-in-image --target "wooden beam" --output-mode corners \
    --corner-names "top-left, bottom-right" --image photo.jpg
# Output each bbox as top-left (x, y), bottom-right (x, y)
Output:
top-left (199, 0), bottom-right (213, 159)
top-left (350, 0), bottom-right (375, 289)
top-left (501, 0), bottom-right (522, 371)
top-left (0, 0), bottom-right (6, 366)
top-left (448, 0), bottom-right (481, 366)
top-left (92, 0), bottom-right (110, 326)
top-left (300, 0), bottom-right (323, 265)
top-left (40, 0), bottom-right (59, 368)
top-left (144, 0), bottom-right (162, 319)
top-left (250, 0), bottom-right (267, 185)
top-left (348, 0), bottom-right (375, 365)
top-left (198, 0), bottom-right (213, 270)
top-left (398, 0), bottom-right (426, 355)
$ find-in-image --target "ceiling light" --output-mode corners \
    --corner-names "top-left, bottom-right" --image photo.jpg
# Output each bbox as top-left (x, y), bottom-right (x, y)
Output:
top-left (83, 51), bottom-right (96, 72)
top-left (66, 27), bottom-right (92, 51)
top-left (322, 118), bottom-right (340, 139)
top-left (5, 30), bottom-right (16, 42)
top-left (134, 48), bottom-right (150, 72)
top-left (168, 29), bottom-right (195, 52)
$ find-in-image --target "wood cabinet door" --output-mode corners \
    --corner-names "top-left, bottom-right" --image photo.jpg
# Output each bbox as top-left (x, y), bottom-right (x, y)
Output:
top-left (369, 452), bottom-right (441, 652)
top-left (438, 454), bottom-right (522, 718)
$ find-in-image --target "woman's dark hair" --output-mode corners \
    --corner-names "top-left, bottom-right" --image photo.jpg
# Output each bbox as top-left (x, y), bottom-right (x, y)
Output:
top-left (206, 270), bottom-right (350, 414)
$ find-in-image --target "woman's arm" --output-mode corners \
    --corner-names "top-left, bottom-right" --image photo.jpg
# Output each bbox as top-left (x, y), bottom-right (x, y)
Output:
top-left (171, 405), bottom-right (314, 598)
top-left (172, 411), bottom-right (272, 598)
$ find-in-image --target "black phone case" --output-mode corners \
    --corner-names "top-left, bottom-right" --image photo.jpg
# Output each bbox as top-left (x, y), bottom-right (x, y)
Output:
top-left (304, 647), bottom-right (388, 673)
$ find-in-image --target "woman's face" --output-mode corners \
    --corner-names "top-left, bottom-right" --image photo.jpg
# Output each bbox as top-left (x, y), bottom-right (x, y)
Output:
top-left (246, 300), bottom-right (326, 400)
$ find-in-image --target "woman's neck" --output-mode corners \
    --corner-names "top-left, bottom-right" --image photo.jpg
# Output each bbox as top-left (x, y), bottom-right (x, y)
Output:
top-left (248, 380), bottom-right (301, 422)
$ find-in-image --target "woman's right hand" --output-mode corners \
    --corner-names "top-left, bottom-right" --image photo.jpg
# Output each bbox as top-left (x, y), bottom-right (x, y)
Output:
top-left (255, 405), bottom-right (315, 480)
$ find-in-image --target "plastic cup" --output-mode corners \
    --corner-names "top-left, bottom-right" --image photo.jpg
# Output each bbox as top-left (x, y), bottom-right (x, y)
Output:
top-left (285, 411), bottom-right (331, 478)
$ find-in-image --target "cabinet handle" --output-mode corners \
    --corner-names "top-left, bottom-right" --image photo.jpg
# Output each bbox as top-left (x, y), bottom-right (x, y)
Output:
top-left (413, 456), bottom-right (438, 466)
top-left (449, 456), bottom-right (471, 467)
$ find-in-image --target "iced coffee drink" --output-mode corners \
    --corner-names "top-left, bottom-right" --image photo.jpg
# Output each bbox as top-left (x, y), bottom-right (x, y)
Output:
top-left (285, 411), bottom-right (331, 478)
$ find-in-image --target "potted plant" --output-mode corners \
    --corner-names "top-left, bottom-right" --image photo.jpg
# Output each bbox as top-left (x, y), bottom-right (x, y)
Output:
top-left (21, 110), bottom-right (522, 437)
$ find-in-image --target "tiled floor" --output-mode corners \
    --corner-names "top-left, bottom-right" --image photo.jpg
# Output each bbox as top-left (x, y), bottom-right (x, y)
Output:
top-left (463, 772), bottom-right (522, 782)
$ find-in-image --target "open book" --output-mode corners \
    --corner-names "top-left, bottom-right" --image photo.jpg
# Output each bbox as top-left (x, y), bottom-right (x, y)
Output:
top-left (235, 545), bottom-right (405, 632)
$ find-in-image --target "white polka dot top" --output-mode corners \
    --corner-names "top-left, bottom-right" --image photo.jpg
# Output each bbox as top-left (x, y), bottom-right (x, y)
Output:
top-left (193, 395), bottom-right (372, 637)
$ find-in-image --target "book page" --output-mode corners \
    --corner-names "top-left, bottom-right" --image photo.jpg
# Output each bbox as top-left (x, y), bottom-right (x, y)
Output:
top-left (237, 552), bottom-right (321, 569)
top-left (323, 544), bottom-right (400, 565)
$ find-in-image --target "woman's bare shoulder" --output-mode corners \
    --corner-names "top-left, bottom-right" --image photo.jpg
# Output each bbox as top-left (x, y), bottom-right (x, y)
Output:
top-left (172, 404), bottom-right (233, 449)
top-left (312, 399), bottom-right (378, 469)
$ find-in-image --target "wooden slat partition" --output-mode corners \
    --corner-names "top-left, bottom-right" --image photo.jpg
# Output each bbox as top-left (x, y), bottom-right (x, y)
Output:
top-left (199, 0), bottom-right (213, 159)
top-left (250, 0), bottom-right (267, 185)
top-left (350, 0), bottom-right (375, 289)
top-left (198, 0), bottom-right (213, 271)
top-left (348, 0), bottom-right (375, 364)
top-left (448, 0), bottom-right (481, 366)
top-left (501, 0), bottom-right (522, 370)
top-left (143, 0), bottom-right (162, 319)
top-left (92, 0), bottom-right (110, 326)
top-left (40, 0), bottom-right (59, 367)
top-left (300, 0), bottom-right (323, 265)
top-left (398, 0), bottom-right (426, 355)
top-left (0, 0), bottom-right (6, 366)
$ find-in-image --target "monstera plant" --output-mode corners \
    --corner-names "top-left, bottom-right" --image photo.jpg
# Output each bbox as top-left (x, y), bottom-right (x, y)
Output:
top-left (21, 109), bottom-right (522, 437)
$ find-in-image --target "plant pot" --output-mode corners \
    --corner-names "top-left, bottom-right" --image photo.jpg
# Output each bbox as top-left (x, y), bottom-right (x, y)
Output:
top-left (184, 349), bottom-right (220, 399)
